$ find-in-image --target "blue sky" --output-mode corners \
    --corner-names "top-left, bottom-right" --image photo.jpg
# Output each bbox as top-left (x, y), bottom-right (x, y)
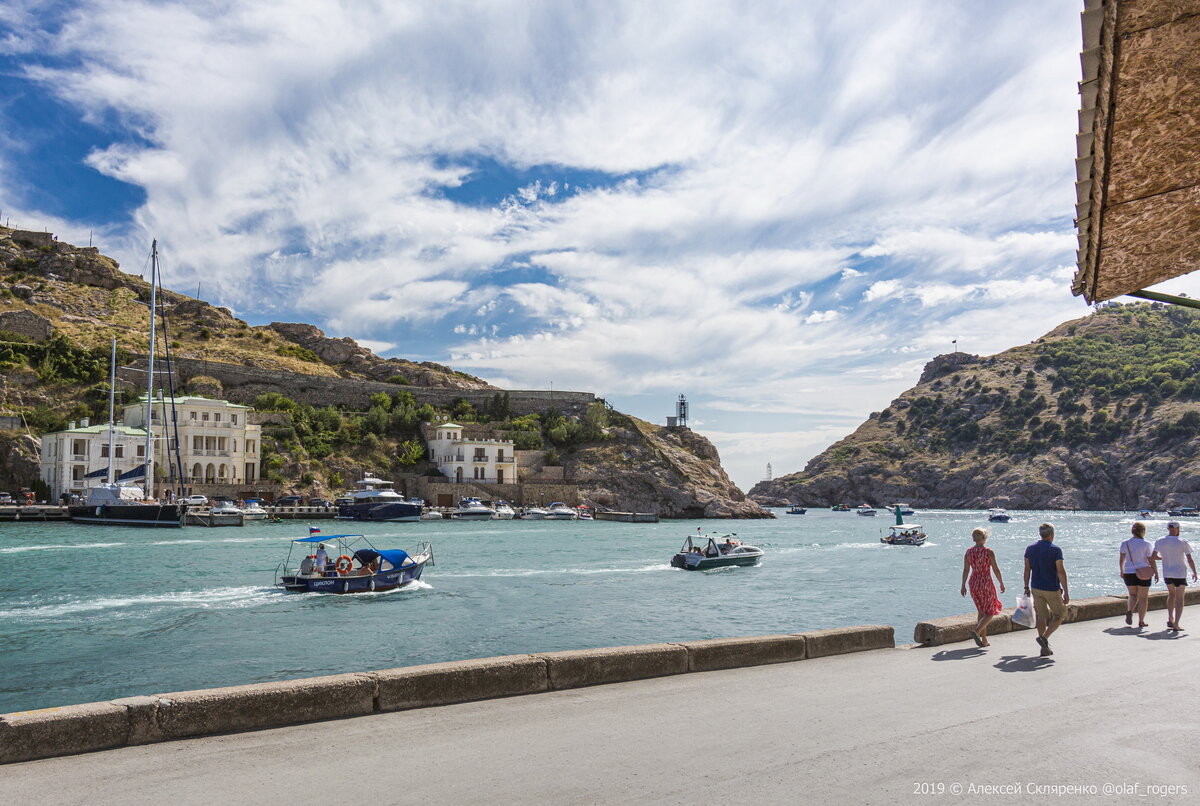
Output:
top-left (3, 0), bottom-right (1176, 490)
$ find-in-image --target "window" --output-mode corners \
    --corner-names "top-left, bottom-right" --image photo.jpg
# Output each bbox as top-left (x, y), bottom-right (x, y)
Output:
top-left (115, 445), bottom-right (124, 458)
top-left (72, 465), bottom-right (84, 481)
top-left (232, 440), bottom-right (237, 452)
top-left (231, 414), bottom-right (238, 425)
top-left (497, 449), bottom-right (505, 462)
top-left (190, 411), bottom-right (197, 420)
top-left (137, 445), bottom-right (145, 458)
top-left (202, 412), bottom-right (209, 421)
top-left (214, 413), bottom-right (221, 422)
top-left (101, 444), bottom-right (110, 458)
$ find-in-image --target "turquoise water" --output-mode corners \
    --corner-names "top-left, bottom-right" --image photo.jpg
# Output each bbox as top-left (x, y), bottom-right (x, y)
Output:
top-left (0, 509), bottom-right (1178, 713)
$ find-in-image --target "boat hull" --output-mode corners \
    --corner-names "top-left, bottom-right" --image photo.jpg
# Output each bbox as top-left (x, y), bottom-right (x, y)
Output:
top-left (451, 511), bottom-right (494, 520)
top-left (881, 536), bottom-right (927, 546)
top-left (280, 558), bottom-right (429, 593)
top-left (987, 515), bottom-right (1011, 523)
top-left (670, 553), bottom-right (762, 570)
top-left (336, 501), bottom-right (423, 522)
top-left (68, 504), bottom-right (185, 527)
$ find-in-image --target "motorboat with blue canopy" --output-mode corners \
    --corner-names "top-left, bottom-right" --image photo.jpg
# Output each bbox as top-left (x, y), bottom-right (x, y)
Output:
top-left (276, 533), bottom-right (434, 594)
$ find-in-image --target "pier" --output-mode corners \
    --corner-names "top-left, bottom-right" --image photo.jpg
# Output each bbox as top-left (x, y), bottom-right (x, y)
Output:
top-left (0, 505), bottom-right (69, 521)
top-left (3, 609), bottom-right (1197, 803)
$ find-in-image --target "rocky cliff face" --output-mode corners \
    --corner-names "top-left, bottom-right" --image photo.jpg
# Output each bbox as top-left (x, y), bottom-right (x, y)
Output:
top-left (750, 303), bottom-right (1200, 510)
top-left (569, 417), bottom-right (770, 518)
top-left (0, 431), bottom-right (41, 493)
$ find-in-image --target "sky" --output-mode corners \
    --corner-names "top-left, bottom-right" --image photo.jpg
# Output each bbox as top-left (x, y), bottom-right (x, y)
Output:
top-left (4, 0), bottom-right (1190, 491)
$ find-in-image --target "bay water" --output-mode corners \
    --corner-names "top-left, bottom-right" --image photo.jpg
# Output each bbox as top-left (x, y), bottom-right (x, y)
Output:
top-left (0, 509), bottom-right (1176, 712)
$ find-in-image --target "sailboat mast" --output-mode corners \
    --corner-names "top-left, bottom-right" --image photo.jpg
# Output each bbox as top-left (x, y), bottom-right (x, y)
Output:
top-left (107, 338), bottom-right (116, 485)
top-left (144, 240), bottom-right (158, 499)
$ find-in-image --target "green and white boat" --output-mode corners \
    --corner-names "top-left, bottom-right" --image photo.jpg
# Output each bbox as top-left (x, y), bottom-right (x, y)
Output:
top-left (670, 532), bottom-right (763, 570)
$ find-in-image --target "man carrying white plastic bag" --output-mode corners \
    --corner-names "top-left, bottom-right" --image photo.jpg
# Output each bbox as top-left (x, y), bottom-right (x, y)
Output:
top-left (1023, 523), bottom-right (1070, 657)
top-left (1012, 591), bottom-right (1035, 628)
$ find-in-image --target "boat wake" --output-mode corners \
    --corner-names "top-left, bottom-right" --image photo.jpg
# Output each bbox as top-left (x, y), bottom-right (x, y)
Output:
top-left (439, 563), bottom-right (670, 578)
top-left (0, 585), bottom-right (276, 619)
top-left (0, 541), bottom-right (127, 554)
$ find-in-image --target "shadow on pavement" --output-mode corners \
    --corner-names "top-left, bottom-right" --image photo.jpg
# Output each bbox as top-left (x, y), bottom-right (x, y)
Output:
top-left (993, 655), bottom-right (1054, 672)
top-left (1139, 630), bottom-right (1185, 641)
top-left (931, 647), bottom-right (987, 661)
top-left (1102, 627), bottom-right (1144, 636)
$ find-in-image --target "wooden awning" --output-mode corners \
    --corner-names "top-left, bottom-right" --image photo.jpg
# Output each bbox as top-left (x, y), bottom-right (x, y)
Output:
top-left (1072, 0), bottom-right (1200, 303)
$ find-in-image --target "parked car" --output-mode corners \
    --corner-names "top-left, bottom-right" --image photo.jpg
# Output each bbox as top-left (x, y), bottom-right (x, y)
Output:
top-left (182, 494), bottom-right (209, 506)
top-left (307, 498), bottom-right (331, 508)
top-left (275, 495), bottom-right (304, 507)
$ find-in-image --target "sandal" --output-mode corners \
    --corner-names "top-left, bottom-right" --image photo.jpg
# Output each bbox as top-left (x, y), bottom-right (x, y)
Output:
top-left (970, 630), bottom-right (983, 647)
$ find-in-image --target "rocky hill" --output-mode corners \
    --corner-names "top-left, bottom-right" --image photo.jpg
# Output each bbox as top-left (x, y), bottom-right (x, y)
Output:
top-left (749, 303), bottom-right (1200, 510)
top-left (0, 227), bottom-right (766, 517)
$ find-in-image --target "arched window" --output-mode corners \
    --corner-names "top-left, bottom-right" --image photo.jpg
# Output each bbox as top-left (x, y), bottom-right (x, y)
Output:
top-left (455, 467), bottom-right (463, 483)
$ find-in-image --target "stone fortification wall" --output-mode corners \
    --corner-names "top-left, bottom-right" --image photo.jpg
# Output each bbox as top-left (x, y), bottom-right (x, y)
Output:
top-left (0, 310), bottom-right (53, 342)
top-left (414, 479), bottom-right (578, 508)
top-left (119, 356), bottom-right (595, 416)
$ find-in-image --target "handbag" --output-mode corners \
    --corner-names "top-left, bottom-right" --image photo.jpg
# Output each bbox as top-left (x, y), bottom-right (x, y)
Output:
top-left (1128, 540), bottom-right (1154, 580)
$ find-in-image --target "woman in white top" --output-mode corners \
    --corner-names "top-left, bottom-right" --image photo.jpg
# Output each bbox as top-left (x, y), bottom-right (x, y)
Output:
top-left (1119, 522), bottom-right (1158, 628)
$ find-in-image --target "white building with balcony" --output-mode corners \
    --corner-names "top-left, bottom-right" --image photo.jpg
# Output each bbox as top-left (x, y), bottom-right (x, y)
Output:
top-left (426, 422), bottom-right (517, 485)
top-left (40, 420), bottom-right (149, 500)
top-left (122, 395), bottom-right (262, 495)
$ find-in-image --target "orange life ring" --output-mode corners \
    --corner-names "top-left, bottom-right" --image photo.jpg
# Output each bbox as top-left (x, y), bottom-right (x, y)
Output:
top-left (335, 555), bottom-right (354, 575)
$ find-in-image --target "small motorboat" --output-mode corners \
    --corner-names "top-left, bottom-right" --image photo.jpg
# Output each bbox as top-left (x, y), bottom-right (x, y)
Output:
top-left (785, 505), bottom-right (807, 515)
top-left (520, 506), bottom-right (548, 520)
top-left (831, 504), bottom-right (851, 512)
top-left (890, 503), bottom-right (915, 516)
top-left (881, 524), bottom-right (927, 546)
top-left (856, 505), bottom-right (877, 516)
top-left (208, 500), bottom-right (246, 526)
top-left (987, 508), bottom-right (1011, 523)
top-left (241, 500), bottom-right (269, 521)
top-left (420, 510), bottom-right (444, 520)
top-left (576, 505), bottom-right (594, 520)
top-left (492, 501), bottom-right (516, 520)
top-left (544, 502), bottom-right (578, 520)
top-left (276, 533), bottom-right (434, 594)
top-left (1138, 509), bottom-right (1152, 519)
top-left (452, 497), bottom-right (494, 520)
top-left (671, 531), bottom-right (763, 570)
top-left (1167, 506), bottom-right (1199, 517)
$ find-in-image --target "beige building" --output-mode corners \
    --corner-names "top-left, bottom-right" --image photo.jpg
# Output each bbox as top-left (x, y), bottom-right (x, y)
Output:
top-left (122, 395), bottom-right (262, 497)
top-left (39, 421), bottom-right (149, 500)
top-left (426, 422), bottom-right (517, 484)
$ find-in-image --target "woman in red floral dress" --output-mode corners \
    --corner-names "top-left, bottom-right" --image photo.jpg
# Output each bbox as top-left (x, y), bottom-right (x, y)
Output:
top-left (960, 527), bottom-right (1005, 646)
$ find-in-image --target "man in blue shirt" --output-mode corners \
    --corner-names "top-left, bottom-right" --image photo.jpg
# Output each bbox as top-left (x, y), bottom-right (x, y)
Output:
top-left (1023, 523), bottom-right (1069, 657)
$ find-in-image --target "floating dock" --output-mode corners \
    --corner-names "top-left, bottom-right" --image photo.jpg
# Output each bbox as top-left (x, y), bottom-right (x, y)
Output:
top-left (0, 505), bottom-right (70, 521)
top-left (595, 511), bottom-right (659, 523)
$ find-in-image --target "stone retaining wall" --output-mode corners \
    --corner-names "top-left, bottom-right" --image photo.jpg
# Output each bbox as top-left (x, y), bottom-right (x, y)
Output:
top-left (118, 356), bottom-right (596, 416)
top-left (913, 589), bottom-right (1200, 646)
top-left (0, 624), bottom-right (894, 764)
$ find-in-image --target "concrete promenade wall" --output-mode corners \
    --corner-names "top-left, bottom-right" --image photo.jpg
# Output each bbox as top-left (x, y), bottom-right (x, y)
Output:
top-left (118, 356), bottom-right (596, 416)
top-left (0, 625), bottom-right (894, 764)
top-left (913, 588), bottom-right (1200, 646)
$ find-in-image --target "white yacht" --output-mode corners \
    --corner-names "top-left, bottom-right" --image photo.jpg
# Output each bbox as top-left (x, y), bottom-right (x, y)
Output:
top-left (452, 497), bottom-right (495, 520)
top-left (336, 476), bottom-right (422, 522)
top-left (492, 501), bottom-right (516, 520)
top-left (545, 502), bottom-right (578, 520)
top-left (520, 506), bottom-right (548, 520)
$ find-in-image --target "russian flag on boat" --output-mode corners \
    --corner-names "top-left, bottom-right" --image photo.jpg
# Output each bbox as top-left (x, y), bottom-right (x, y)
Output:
top-left (309, 527), bottom-right (321, 535)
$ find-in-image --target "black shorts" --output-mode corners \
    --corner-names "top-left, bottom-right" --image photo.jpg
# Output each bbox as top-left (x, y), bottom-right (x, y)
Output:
top-left (1123, 573), bottom-right (1151, 588)
top-left (1165, 577), bottom-right (1188, 587)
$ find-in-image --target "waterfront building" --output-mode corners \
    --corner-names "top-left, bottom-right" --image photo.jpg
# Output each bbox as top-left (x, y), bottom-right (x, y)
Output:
top-left (425, 422), bottom-right (517, 484)
top-left (122, 395), bottom-right (262, 498)
top-left (39, 420), bottom-right (148, 501)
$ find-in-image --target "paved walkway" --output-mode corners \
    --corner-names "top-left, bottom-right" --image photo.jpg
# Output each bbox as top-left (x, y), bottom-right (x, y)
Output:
top-left (7, 614), bottom-right (1199, 804)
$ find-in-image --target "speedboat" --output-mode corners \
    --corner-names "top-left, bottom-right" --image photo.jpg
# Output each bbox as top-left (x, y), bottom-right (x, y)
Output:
top-left (420, 510), bottom-right (444, 520)
top-left (576, 506), bottom-right (594, 520)
top-left (1138, 509), bottom-right (1152, 519)
top-left (785, 505), bottom-right (807, 514)
top-left (890, 503), bottom-right (916, 516)
top-left (452, 497), bottom-right (495, 520)
top-left (208, 500), bottom-right (245, 526)
top-left (492, 501), bottom-right (516, 520)
top-left (242, 500), bottom-right (269, 521)
top-left (831, 504), bottom-right (851, 512)
top-left (520, 506), bottom-right (548, 520)
top-left (1167, 506), bottom-right (1199, 517)
top-left (276, 533), bottom-right (434, 594)
top-left (671, 532), bottom-right (763, 570)
top-left (881, 523), bottom-right (927, 546)
top-left (856, 505), bottom-right (877, 516)
top-left (987, 508), bottom-right (1011, 523)
top-left (544, 502), bottom-right (577, 520)
top-left (336, 476), bottom-right (422, 522)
